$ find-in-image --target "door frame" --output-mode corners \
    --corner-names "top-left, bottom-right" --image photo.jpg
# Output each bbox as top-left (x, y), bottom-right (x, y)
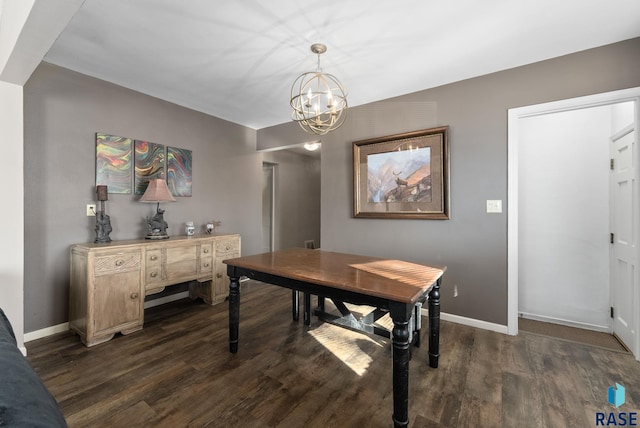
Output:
top-left (263, 162), bottom-right (276, 252)
top-left (507, 87), bottom-right (640, 359)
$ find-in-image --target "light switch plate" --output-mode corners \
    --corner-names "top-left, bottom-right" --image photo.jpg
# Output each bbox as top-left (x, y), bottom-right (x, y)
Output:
top-left (86, 204), bottom-right (96, 216)
top-left (486, 200), bottom-right (502, 213)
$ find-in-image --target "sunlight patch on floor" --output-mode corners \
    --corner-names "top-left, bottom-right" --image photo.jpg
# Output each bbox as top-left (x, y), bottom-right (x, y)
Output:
top-left (308, 323), bottom-right (385, 376)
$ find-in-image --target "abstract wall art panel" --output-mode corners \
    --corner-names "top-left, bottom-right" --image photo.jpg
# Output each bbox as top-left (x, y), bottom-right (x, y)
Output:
top-left (134, 140), bottom-right (166, 195)
top-left (167, 146), bottom-right (192, 197)
top-left (96, 133), bottom-right (132, 194)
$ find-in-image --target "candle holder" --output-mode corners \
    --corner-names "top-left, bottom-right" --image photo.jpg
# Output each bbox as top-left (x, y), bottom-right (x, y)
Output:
top-left (206, 221), bottom-right (221, 234)
top-left (94, 185), bottom-right (112, 243)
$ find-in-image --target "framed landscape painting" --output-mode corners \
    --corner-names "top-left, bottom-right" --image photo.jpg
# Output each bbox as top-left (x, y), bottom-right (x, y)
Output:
top-left (353, 126), bottom-right (449, 219)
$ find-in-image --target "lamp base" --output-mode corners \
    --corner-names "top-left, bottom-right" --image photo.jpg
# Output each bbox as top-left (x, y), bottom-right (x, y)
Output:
top-left (94, 211), bottom-right (112, 244)
top-left (145, 207), bottom-right (170, 239)
top-left (144, 232), bottom-right (170, 240)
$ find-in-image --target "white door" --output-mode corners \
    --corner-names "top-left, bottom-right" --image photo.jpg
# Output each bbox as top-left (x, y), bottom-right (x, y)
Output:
top-left (611, 124), bottom-right (637, 350)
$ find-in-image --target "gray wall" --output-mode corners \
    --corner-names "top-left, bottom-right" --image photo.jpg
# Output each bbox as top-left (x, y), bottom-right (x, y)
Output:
top-left (24, 63), bottom-right (264, 332)
top-left (257, 38), bottom-right (640, 326)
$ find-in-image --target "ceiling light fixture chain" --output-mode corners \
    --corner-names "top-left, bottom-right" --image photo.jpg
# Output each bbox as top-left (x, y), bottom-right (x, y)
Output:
top-left (290, 43), bottom-right (348, 135)
top-left (312, 43), bottom-right (325, 72)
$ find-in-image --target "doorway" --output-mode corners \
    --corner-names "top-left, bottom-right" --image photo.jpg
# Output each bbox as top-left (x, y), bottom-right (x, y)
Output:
top-left (507, 88), bottom-right (640, 359)
top-left (261, 147), bottom-right (322, 252)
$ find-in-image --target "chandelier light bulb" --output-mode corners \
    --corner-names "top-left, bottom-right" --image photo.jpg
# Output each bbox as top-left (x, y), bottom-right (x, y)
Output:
top-left (306, 88), bottom-right (313, 108)
top-left (326, 91), bottom-right (333, 108)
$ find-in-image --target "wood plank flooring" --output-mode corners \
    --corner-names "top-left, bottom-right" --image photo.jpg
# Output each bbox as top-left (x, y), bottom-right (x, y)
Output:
top-left (26, 281), bottom-right (640, 427)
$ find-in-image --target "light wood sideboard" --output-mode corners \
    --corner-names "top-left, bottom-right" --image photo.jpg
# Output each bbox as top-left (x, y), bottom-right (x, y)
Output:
top-left (69, 234), bottom-right (240, 347)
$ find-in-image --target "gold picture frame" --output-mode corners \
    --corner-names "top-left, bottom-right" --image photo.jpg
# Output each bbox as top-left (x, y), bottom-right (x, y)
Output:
top-left (353, 126), bottom-right (449, 219)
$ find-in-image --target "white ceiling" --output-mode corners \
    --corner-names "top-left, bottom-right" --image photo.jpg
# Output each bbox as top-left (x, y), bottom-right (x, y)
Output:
top-left (44, 0), bottom-right (640, 130)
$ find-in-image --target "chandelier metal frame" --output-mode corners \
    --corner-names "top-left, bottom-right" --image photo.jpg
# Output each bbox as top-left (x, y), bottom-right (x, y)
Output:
top-left (290, 43), bottom-right (348, 135)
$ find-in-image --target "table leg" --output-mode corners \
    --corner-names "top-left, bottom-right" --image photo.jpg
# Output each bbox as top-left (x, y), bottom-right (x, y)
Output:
top-left (428, 278), bottom-right (441, 368)
top-left (414, 302), bottom-right (422, 348)
top-left (304, 293), bottom-right (311, 326)
top-left (229, 275), bottom-right (241, 353)
top-left (389, 302), bottom-right (412, 428)
top-left (292, 290), bottom-right (299, 321)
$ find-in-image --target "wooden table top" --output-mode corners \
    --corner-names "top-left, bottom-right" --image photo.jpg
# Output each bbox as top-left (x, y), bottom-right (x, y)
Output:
top-left (224, 248), bottom-right (445, 304)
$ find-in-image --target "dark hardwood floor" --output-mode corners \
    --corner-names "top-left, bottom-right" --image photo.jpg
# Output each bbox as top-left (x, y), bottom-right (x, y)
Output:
top-left (26, 281), bottom-right (640, 427)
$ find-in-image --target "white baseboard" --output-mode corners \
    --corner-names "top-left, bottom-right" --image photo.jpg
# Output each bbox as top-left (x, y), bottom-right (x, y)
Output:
top-left (144, 291), bottom-right (190, 309)
top-left (24, 292), bottom-right (192, 344)
top-left (24, 322), bottom-right (70, 343)
top-left (27, 295), bottom-right (509, 344)
top-left (435, 310), bottom-right (509, 334)
top-left (519, 311), bottom-right (610, 333)
top-left (144, 278), bottom-right (249, 309)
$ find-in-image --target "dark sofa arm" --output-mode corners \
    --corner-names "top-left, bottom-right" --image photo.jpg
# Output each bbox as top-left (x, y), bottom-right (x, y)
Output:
top-left (0, 309), bottom-right (67, 427)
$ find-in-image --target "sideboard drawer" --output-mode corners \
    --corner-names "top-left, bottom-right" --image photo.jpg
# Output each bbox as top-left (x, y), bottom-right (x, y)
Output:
top-left (146, 249), bottom-right (162, 265)
top-left (215, 239), bottom-right (239, 255)
top-left (145, 265), bottom-right (163, 285)
top-left (200, 257), bottom-right (213, 274)
top-left (94, 252), bottom-right (140, 276)
top-left (200, 243), bottom-right (213, 257)
top-left (166, 245), bottom-right (197, 264)
top-left (165, 245), bottom-right (197, 281)
top-left (145, 249), bottom-right (163, 285)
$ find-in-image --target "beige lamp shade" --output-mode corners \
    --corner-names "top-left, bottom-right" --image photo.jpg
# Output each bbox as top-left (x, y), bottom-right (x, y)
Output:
top-left (140, 179), bottom-right (176, 203)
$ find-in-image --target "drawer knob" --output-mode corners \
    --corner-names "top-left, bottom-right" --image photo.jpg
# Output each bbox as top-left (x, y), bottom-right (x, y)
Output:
top-left (203, 263), bottom-right (210, 268)
top-left (150, 272), bottom-right (158, 278)
top-left (225, 245), bottom-right (230, 250)
top-left (130, 292), bottom-right (139, 300)
top-left (203, 249), bottom-right (209, 254)
top-left (115, 259), bottom-right (124, 266)
top-left (150, 255), bottom-right (158, 261)
top-left (216, 273), bottom-right (223, 278)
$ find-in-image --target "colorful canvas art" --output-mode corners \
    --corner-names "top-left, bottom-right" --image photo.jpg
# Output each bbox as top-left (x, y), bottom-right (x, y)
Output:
top-left (167, 146), bottom-right (193, 197)
top-left (134, 140), bottom-right (165, 195)
top-left (95, 133), bottom-right (132, 194)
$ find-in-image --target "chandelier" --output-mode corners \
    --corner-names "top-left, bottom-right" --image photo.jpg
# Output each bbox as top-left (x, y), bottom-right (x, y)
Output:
top-left (290, 43), bottom-right (348, 135)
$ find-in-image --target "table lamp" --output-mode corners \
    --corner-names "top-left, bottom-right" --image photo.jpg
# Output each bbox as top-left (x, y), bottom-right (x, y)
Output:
top-left (94, 185), bottom-right (112, 243)
top-left (140, 178), bottom-right (176, 239)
